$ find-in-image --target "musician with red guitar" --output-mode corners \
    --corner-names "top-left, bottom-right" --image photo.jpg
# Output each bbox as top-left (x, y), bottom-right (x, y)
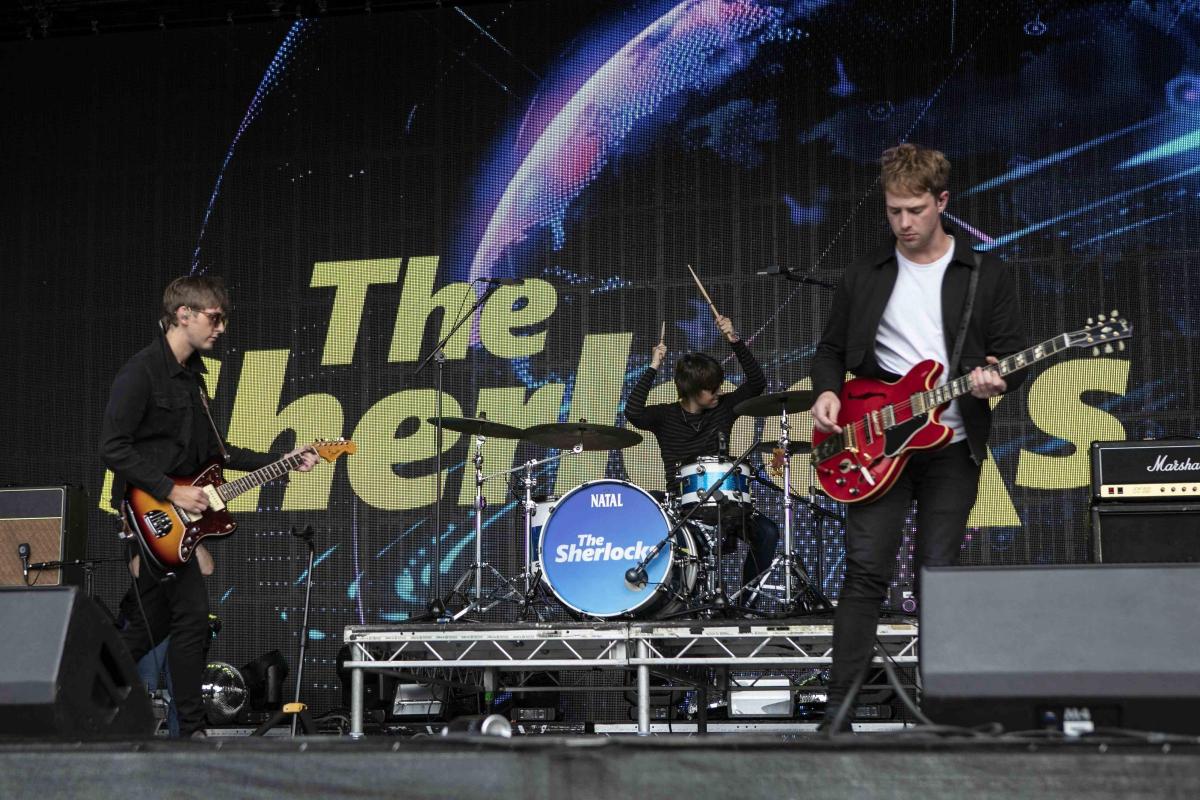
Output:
top-left (809, 144), bottom-right (1028, 732)
top-left (99, 275), bottom-right (319, 737)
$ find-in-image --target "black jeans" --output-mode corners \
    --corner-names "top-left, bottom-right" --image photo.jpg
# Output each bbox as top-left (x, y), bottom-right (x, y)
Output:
top-left (118, 558), bottom-right (211, 736)
top-left (827, 441), bottom-right (981, 705)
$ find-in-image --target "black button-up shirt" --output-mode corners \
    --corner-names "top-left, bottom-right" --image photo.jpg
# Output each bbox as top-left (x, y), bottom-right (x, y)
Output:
top-left (99, 329), bottom-right (276, 508)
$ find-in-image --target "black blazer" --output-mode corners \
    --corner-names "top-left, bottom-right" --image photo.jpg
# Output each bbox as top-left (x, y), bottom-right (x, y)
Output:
top-left (809, 232), bottom-right (1028, 463)
top-left (99, 329), bottom-right (276, 508)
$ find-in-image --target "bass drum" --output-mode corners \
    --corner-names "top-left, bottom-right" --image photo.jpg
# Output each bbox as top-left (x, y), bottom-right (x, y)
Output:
top-left (538, 479), bottom-right (696, 619)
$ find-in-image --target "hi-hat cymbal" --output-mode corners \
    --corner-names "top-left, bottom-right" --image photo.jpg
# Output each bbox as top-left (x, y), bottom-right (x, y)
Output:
top-left (753, 441), bottom-right (813, 456)
top-left (734, 390), bottom-right (816, 418)
top-left (523, 422), bottom-right (643, 451)
top-left (427, 416), bottom-right (525, 439)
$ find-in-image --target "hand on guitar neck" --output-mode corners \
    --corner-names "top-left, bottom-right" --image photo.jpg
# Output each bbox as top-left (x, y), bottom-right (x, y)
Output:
top-left (967, 355), bottom-right (1006, 399)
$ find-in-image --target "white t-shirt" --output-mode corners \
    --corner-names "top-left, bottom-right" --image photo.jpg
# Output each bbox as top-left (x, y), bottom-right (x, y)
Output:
top-left (874, 237), bottom-right (966, 442)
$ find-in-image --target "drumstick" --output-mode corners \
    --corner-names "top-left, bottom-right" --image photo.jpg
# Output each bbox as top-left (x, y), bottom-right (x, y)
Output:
top-left (686, 264), bottom-right (721, 321)
top-left (659, 321), bottom-right (666, 346)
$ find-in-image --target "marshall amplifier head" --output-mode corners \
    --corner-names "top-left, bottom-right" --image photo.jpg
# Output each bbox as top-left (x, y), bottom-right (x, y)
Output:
top-left (1090, 439), bottom-right (1200, 502)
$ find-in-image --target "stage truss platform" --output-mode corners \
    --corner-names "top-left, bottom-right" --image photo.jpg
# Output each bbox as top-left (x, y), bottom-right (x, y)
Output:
top-left (342, 618), bottom-right (920, 736)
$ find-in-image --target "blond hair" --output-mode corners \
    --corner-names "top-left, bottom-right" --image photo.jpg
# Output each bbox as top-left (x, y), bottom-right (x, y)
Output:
top-left (880, 143), bottom-right (950, 197)
top-left (160, 275), bottom-right (231, 328)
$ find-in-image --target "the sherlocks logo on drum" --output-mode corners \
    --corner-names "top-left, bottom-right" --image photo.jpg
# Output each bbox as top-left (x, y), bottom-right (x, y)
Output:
top-left (589, 492), bottom-right (624, 508)
top-left (555, 533), bottom-right (648, 564)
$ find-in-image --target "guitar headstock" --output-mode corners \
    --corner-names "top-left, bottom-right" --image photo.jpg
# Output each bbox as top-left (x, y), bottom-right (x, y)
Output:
top-left (1066, 311), bottom-right (1132, 356)
top-left (312, 438), bottom-right (357, 462)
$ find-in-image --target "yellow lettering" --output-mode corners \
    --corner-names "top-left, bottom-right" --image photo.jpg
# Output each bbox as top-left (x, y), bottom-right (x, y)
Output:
top-left (479, 279), bottom-right (557, 358)
top-left (226, 350), bottom-right (345, 511)
top-left (311, 258), bottom-right (403, 366)
top-left (555, 333), bottom-right (634, 493)
top-left (1016, 359), bottom-right (1129, 490)
top-left (349, 389), bottom-right (462, 510)
top-left (388, 255), bottom-right (473, 363)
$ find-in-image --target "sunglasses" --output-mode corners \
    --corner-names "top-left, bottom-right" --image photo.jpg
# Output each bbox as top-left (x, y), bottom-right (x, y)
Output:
top-left (190, 307), bottom-right (229, 327)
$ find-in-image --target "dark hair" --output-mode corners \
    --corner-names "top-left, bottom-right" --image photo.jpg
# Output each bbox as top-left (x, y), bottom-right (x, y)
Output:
top-left (674, 353), bottom-right (724, 399)
top-left (160, 275), bottom-right (231, 328)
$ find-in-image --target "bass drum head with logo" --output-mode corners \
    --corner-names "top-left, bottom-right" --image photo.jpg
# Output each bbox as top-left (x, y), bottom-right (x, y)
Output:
top-left (538, 479), bottom-right (693, 618)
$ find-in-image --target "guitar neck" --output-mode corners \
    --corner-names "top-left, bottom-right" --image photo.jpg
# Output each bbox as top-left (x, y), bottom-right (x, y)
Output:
top-left (216, 452), bottom-right (309, 502)
top-left (912, 332), bottom-right (1071, 414)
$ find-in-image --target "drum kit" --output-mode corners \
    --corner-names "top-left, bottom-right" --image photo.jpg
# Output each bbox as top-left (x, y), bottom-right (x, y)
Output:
top-left (426, 387), bottom-right (843, 622)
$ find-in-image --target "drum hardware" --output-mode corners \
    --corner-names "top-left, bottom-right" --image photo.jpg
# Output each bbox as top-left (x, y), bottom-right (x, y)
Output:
top-left (539, 479), bottom-right (698, 618)
top-left (627, 438), bottom-right (763, 618)
top-left (522, 420), bottom-right (644, 451)
top-left (510, 446), bottom-right (582, 620)
top-left (730, 390), bottom-right (830, 615)
top-left (440, 420), bottom-right (536, 621)
top-left (414, 280), bottom-right (509, 615)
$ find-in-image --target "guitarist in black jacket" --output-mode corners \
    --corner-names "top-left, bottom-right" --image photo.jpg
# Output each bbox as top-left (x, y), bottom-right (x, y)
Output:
top-left (99, 275), bottom-right (317, 737)
top-left (808, 144), bottom-right (1027, 732)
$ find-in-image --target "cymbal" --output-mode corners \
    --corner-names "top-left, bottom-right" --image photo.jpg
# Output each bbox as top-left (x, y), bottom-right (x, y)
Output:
top-left (523, 422), bottom-right (643, 451)
top-left (427, 416), bottom-right (525, 439)
top-left (754, 441), bottom-right (813, 456)
top-left (734, 390), bottom-right (816, 417)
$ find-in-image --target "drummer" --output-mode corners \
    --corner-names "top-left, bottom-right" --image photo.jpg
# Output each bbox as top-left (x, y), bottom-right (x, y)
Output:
top-left (625, 314), bottom-right (779, 591)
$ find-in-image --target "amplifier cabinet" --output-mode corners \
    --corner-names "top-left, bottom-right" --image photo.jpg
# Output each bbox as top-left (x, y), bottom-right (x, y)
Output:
top-left (0, 486), bottom-right (88, 587)
top-left (1090, 501), bottom-right (1200, 564)
top-left (1090, 439), bottom-right (1200, 501)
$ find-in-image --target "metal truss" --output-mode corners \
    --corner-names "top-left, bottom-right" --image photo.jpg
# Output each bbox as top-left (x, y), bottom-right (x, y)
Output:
top-left (342, 619), bottom-right (920, 737)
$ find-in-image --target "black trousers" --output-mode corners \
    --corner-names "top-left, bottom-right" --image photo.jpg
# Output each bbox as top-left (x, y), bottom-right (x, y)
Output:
top-left (118, 558), bottom-right (211, 736)
top-left (827, 441), bottom-right (980, 705)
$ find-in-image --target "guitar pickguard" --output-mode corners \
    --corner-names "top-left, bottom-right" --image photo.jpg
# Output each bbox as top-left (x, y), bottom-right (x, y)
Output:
top-left (883, 413), bottom-right (929, 458)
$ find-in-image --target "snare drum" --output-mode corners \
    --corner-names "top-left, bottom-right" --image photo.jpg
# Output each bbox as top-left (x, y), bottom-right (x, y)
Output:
top-left (675, 456), bottom-right (754, 522)
top-left (538, 479), bottom-right (697, 618)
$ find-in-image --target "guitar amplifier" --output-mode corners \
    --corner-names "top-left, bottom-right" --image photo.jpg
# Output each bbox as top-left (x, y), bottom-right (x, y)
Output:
top-left (1091, 502), bottom-right (1200, 564)
top-left (0, 487), bottom-right (88, 587)
top-left (1090, 439), bottom-right (1200, 501)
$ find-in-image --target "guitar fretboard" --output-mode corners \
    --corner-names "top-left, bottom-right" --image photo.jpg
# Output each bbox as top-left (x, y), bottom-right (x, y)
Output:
top-left (217, 452), bottom-right (309, 501)
top-left (912, 333), bottom-right (1070, 414)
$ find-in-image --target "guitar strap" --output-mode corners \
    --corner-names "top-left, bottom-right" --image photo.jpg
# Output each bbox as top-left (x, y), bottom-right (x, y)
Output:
top-left (196, 380), bottom-right (230, 464)
top-left (949, 250), bottom-right (982, 377)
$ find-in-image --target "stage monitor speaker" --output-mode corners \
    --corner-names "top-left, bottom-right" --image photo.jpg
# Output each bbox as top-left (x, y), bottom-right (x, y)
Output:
top-left (0, 486), bottom-right (87, 586)
top-left (0, 586), bottom-right (154, 738)
top-left (1090, 501), bottom-right (1200, 563)
top-left (921, 564), bottom-right (1200, 735)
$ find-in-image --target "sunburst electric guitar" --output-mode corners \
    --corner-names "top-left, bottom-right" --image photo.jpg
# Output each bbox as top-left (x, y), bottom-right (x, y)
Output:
top-left (811, 313), bottom-right (1132, 504)
top-left (123, 438), bottom-right (356, 569)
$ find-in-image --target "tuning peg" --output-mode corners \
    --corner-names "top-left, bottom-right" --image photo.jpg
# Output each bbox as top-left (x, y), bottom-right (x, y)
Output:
top-left (1104, 344), bottom-right (1113, 354)
top-left (1087, 317), bottom-right (1094, 325)
top-left (1111, 309), bottom-right (1118, 317)
top-left (1092, 346), bottom-right (1100, 356)
top-left (1118, 341), bottom-right (1125, 351)
top-left (1098, 313), bottom-right (1107, 322)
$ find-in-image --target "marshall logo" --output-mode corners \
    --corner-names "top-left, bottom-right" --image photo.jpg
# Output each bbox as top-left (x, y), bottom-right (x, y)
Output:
top-left (590, 493), bottom-right (624, 508)
top-left (1146, 455), bottom-right (1200, 473)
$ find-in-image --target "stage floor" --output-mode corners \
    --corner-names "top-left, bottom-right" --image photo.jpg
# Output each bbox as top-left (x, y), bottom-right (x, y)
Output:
top-left (1, 734), bottom-right (1198, 800)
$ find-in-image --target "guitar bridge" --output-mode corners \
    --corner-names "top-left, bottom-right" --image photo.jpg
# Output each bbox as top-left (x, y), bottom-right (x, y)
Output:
top-left (144, 509), bottom-right (173, 539)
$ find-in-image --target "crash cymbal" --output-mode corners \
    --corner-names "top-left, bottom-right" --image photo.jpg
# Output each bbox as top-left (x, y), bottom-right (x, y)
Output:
top-left (522, 421), bottom-right (643, 451)
top-left (427, 416), bottom-right (525, 439)
top-left (733, 390), bottom-right (816, 418)
top-left (754, 441), bottom-right (813, 456)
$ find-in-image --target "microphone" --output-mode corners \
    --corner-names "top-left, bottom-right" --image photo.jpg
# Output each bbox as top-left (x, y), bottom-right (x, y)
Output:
top-left (624, 566), bottom-right (648, 590)
top-left (17, 542), bottom-right (30, 581)
top-left (478, 277), bottom-right (525, 286)
top-left (717, 431), bottom-right (728, 459)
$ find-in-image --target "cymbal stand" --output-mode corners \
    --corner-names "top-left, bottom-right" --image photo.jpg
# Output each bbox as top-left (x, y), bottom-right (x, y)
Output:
top-left (487, 444), bottom-right (583, 620)
top-left (446, 428), bottom-right (518, 620)
top-left (734, 402), bottom-right (829, 613)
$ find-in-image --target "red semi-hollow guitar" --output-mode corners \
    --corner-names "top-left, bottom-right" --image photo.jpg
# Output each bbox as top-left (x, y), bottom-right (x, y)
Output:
top-left (122, 438), bottom-right (356, 569)
top-left (811, 314), bottom-right (1131, 504)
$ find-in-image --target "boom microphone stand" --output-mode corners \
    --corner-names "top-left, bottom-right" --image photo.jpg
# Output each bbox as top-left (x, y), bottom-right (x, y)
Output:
top-left (414, 279), bottom-right (506, 616)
